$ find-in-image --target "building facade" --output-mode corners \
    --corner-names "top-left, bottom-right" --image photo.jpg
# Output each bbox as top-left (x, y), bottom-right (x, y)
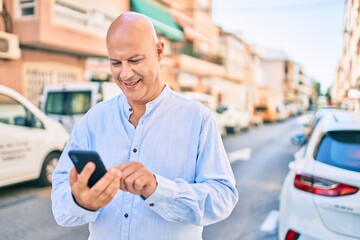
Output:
top-left (0, 0), bottom-right (314, 120)
top-left (0, 0), bottom-right (127, 105)
top-left (336, 0), bottom-right (360, 111)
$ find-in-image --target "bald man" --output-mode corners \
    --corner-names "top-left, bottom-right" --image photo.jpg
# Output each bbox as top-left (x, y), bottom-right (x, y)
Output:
top-left (52, 12), bottom-right (238, 240)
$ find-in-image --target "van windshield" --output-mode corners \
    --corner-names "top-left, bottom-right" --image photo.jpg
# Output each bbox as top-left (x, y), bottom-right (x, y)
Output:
top-left (45, 91), bottom-right (91, 115)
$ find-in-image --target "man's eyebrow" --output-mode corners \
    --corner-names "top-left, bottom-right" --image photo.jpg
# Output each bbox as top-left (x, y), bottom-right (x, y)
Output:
top-left (109, 55), bottom-right (145, 62)
top-left (109, 58), bottom-right (119, 62)
top-left (128, 54), bottom-right (145, 59)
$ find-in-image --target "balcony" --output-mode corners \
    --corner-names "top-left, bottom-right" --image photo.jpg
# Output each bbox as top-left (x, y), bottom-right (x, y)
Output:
top-left (173, 54), bottom-right (226, 77)
top-left (180, 46), bottom-right (223, 65)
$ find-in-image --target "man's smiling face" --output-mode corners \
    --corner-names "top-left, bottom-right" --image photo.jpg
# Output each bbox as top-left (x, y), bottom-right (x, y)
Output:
top-left (107, 14), bottom-right (164, 106)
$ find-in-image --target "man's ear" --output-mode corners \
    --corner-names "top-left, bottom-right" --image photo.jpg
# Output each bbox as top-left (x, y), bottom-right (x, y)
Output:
top-left (156, 41), bottom-right (164, 60)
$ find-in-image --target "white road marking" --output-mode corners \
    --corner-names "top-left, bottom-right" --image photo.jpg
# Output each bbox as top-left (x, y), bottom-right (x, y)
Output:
top-left (260, 210), bottom-right (279, 232)
top-left (227, 147), bottom-right (252, 163)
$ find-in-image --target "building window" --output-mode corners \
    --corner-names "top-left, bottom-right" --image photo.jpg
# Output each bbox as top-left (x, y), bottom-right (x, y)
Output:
top-left (18, 0), bottom-right (36, 17)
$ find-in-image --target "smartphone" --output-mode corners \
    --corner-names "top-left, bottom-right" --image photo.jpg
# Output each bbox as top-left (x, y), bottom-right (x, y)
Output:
top-left (68, 150), bottom-right (107, 188)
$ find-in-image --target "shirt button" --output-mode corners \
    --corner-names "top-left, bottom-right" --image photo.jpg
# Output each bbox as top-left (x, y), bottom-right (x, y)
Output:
top-left (124, 213), bottom-right (129, 218)
top-left (129, 108), bottom-right (133, 111)
top-left (149, 203), bottom-right (154, 207)
top-left (133, 148), bottom-right (137, 153)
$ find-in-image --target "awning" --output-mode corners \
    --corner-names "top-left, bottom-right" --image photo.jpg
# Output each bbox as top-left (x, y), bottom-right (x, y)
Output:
top-left (131, 0), bottom-right (184, 42)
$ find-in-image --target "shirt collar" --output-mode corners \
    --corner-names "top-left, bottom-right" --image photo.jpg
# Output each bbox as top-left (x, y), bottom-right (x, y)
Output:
top-left (144, 84), bottom-right (170, 116)
top-left (122, 84), bottom-right (170, 119)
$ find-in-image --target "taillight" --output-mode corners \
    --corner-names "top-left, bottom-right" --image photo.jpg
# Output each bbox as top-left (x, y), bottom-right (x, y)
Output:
top-left (285, 229), bottom-right (300, 240)
top-left (294, 173), bottom-right (359, 196)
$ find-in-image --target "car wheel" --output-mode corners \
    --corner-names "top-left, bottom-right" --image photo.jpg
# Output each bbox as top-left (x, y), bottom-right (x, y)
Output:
top-left (38, 152), bottom-right (61, 186)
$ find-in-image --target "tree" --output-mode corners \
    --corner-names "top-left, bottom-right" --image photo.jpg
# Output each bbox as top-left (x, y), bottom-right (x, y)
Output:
top-left (312, 80), bottom-right (321, 97)
top-left (325, 87), bottom-right (332, 105)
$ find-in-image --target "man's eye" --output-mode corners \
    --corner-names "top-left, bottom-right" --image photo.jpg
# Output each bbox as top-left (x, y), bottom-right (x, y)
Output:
top-left (111, 62), bottom-right (121, 66)
top-left (130, 59), bottom-right (142, 63)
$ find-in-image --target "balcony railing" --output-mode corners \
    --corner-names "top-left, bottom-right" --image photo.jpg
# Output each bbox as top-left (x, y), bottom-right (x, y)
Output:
top-left (180, 46), bottom-right (223, 65)
top-left (53, 0), bottom-right (115, 35)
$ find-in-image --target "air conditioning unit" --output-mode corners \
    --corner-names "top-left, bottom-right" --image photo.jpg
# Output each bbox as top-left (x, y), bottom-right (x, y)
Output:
top-left (0, 32), bottom-right (21, 60)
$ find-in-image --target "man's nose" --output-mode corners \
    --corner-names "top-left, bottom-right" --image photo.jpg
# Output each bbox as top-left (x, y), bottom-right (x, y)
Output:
top-left (120, 63), bottom-right (134, 81)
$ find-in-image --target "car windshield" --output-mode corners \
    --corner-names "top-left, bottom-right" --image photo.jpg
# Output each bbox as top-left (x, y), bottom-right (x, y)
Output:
top-left (315, 131), bottom-right (360, 172)
top-left (45, 91), bottom-right (91, 115)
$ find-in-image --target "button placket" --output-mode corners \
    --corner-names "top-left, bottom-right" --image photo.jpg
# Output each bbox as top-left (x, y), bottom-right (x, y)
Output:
top-left (130, 119), bottom-right (143, 160)
top-left (120, 193), bottom-right (133, 239)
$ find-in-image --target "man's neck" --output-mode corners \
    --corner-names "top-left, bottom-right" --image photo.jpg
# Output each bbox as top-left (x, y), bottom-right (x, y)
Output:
top-left (129, 104), bottom-right (146, 128)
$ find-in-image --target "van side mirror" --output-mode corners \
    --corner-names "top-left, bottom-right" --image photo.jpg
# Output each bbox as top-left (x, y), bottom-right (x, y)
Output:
top-left (14, 116), bottom-right (27, 126)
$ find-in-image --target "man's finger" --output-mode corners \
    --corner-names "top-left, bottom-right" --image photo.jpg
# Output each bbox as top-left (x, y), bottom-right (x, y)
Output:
top-left (69, 167), bottom-right (78, 186)
top-left (99, 171), bottom-right (122, 202)
top-left (115, 161), bottom-right (134, 171)
top-left (123, 170), bottom-right (143, 192)
top-left (91, 168), bottom-right (121, 197)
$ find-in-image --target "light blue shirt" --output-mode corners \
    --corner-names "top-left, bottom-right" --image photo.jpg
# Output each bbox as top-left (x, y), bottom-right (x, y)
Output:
top-left (51, 86), bottom-right (238, 240)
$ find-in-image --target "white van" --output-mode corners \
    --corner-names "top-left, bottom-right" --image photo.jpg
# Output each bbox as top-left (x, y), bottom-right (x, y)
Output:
top-left (0, 85), bottom-right (69, 187)
top-left (40, 81), bottom-right (122, 132)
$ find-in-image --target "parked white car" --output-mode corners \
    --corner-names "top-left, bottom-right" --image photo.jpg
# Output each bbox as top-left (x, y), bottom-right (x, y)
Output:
top-left (216, 105), bottom-right (251, 133)
top-left (0, 85), bottom-right (69, 187)
top-left (180, 91), bottom-right (227, 137)
top-left (279, 111), bottom-right (360, 240)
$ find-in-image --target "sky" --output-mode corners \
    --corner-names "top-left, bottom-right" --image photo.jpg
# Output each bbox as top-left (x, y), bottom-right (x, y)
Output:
top-left (212, 0), bottom-right (346, 93)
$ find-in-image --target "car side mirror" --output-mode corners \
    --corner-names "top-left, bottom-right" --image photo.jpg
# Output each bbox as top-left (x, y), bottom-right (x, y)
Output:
top-left (291, 133), bottom-right (307, 145)
top-left (216, 106), bottom-right (227, 114)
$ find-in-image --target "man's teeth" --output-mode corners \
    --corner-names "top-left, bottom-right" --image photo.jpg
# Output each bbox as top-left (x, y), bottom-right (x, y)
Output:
top-left (124, 80), bottom-right (140, 86)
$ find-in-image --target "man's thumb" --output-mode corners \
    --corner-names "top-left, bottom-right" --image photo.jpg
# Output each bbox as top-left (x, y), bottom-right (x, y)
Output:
top-left (69, 167), bottom-right (78, 186)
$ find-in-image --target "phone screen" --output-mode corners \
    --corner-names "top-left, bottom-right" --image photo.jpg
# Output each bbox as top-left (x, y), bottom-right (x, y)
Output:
top-left (68, 150), bottom-right (107, 188)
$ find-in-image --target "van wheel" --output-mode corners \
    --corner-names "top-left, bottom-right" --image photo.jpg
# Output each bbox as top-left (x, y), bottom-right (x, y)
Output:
top-left (38, 152), bottom-right (61, 186)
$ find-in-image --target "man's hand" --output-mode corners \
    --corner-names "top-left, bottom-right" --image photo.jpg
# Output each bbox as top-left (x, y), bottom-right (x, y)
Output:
top-left (70, 162), bottom-right (122, 211)
top-left (116, 161), bottom-right (157, 198)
